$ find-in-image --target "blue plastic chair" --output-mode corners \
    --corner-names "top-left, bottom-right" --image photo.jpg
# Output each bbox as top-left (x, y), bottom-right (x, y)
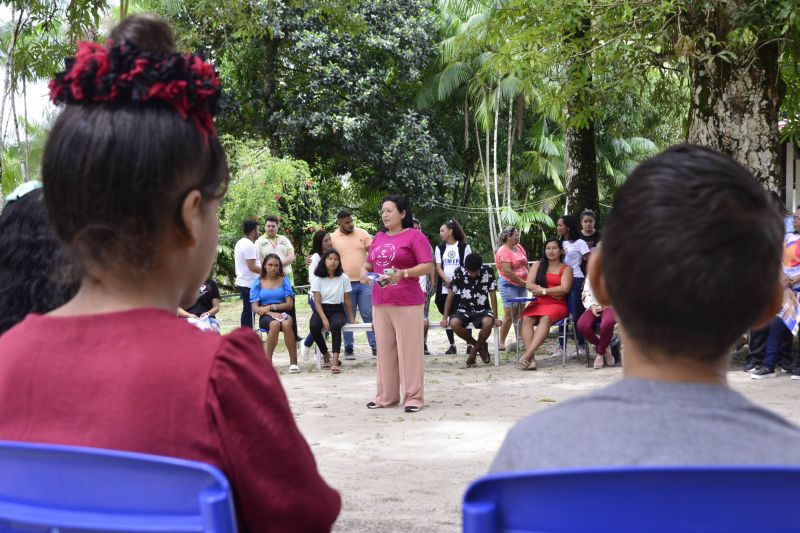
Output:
top-left (0, 441), bottom-right (237, 532)
top-left (463, 466), bottom-right (800, 532)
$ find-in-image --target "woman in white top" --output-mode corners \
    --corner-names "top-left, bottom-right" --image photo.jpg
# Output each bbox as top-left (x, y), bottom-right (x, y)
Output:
top-left (301, 230), bottom-right (332, 359)
top-left (556, 214), bottom-right (590, 355)
top-left (309, 248), bottom-right (355, 374)
top-left (435, 219), bottom-right (471, 354)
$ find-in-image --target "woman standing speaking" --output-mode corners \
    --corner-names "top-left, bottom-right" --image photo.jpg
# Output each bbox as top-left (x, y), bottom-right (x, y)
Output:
top-left (365, 195), bottom-right (433, 413)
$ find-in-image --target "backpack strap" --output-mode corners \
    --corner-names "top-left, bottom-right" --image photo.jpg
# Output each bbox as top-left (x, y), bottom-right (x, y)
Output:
top-left (457, 241), bottom-right (468, 264)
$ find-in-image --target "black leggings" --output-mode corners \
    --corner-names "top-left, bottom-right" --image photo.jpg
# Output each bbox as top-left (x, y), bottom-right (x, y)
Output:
top-left (436, 291), bottom-right (459, 344)
top-left (310, 303), bottom-right (348, 354)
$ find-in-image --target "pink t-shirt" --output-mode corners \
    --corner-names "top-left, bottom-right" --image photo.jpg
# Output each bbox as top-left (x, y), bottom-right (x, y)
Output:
top-left (368, 228), bottom-right (434, 306)
top-left (495, 243), bottom-right (529, 285)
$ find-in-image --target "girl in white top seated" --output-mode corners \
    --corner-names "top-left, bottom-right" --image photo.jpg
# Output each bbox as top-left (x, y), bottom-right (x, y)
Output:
top-left (309, 249), bottom-right (356, 373)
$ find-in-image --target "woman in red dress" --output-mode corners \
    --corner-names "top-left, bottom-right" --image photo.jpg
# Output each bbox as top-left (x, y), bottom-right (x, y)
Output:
top-left (517, 238), bottom-right (573, 370)
top-left (0, 15), bottom-right (339, 532)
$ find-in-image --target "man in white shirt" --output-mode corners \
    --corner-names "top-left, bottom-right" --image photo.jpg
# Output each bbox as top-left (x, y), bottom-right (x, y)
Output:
top-left (234, 220), bottom-right (260, 327)
top-left (254, 215), bottom-right (296, 284)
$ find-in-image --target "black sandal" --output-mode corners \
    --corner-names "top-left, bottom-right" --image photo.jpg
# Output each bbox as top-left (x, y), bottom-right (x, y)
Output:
top-left (404, 406), bottom-right (420, 413)
top-left (366, 402), bottom-right (380, 409)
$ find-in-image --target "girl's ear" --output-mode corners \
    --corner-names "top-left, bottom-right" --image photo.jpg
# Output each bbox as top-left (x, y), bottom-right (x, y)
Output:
top-left (178, 190), bottom-right (203, 248)
top-left (587, 249), bottom-right (611, 307)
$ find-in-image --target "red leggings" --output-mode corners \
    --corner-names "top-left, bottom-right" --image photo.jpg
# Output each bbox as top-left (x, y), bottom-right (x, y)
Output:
top-left (576, 308), bottom-right (616, 355)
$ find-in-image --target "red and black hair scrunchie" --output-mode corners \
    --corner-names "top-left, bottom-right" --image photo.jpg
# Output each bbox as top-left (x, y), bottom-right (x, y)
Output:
top-left (49, 40), bottom-right (221, 142)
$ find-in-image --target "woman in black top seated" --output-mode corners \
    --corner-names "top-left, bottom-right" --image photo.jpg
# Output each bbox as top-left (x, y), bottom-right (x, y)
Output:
top-left (178, 278), bottom-right (221, 332)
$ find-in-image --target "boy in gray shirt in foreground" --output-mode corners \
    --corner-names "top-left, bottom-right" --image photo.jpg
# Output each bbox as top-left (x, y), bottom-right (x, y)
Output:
top-left (492, 144), bottom-right (800, 472)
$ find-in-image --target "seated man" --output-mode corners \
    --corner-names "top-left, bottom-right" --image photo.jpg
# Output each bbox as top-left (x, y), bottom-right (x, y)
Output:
top-left (177, 277), bottom-right (221, 333)
top-left (441, 252), bottom-right (502, 367)
top-left (492, 144), bottom-right (800, 472)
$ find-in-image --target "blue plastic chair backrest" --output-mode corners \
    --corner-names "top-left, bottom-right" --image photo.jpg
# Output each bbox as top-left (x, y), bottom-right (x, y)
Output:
top-left (0, 441), bottom-right (237, 532)
top-left (463, 466), bottom-right (800, 532)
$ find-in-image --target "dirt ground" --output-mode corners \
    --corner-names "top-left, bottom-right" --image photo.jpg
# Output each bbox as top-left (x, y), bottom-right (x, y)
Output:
top-left (217, 298), bottom-right (800, 532)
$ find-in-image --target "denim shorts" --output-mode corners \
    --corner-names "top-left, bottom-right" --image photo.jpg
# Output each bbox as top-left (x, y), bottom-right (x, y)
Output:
top-left (498, 277), bottom-right (527, 308)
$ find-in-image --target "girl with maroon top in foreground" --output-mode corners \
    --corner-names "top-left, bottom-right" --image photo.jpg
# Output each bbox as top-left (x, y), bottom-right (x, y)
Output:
top-left (0, 15), bottom-right (340, 533)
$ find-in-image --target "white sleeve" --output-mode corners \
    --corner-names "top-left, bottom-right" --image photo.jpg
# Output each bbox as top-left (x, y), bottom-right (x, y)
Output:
top-left (582, 277), bottom-right (595, 308)
top-left (244, 241), bottom-right (257, 260)
top-left (464, 244), bottom-right (472, 261)
top-left (342, 275), bottom-right (352, 293)
top-left (434, 246), bottom-right (441, 264)
top-left (579, 239), bottom-right (590, 255)
top-left (310, 276), bottom-right (321, 293)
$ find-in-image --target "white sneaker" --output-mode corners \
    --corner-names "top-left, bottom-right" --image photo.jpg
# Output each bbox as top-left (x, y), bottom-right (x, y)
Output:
top-left (551, 346), bottom-right (563, 358)
top-left (576, 345), bottom-right (587, 357)
top-left (792, 374), bottom-right (800, 381)
top-left (288, 364), bottom-right (300, 374)
top-left (301, 344), bottom-right (310, 361)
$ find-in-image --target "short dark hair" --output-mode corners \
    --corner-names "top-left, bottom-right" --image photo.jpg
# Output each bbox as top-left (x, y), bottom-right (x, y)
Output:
top-left (464, 252), bottom-right (482, 271)
top-left (579, 209), bottom-right (597, 222)
top-left (264, 215), bottom-right (279, 225)
top-left (558, 215), bottom-right (581, 242)
top-left (243, 220), bottom-right (258, 235)
top-left (336, 210), bottom-right (352, 220)
top-left (42, 15), bottom-right (228, 277)
top-left (602, 143), bottom-right (783, 360)
top-left (260, 253), bottom-right (284, 278)
top-left (314, 248), bottom-right (343, 278)
top-left (535, 238), bottom-right (562, 287)
top-left (381, 195), bottom-right (414, 229)
top-left (0, 189), bottom-right (82, 334)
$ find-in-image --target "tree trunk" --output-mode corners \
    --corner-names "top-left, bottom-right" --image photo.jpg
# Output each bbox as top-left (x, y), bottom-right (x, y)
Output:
top-left (685, 9), bottom-right (784, 192)
top-left (492, 88), bottom-right (502, 231)
top-left (476, 120), bottom-right (497, 247)
top-left (564, 122), bottom-right (598, 215)
top-left (505, 96), bottom-right (514, 208)
top-left (563, 13), bottom-right (598, 216)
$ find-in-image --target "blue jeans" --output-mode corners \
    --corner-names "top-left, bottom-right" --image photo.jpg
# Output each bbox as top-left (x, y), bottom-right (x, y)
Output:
top-left (764, 316), bottom-right (792, 370)
top-left (344, 281), bottom-right (376, 350)
top-left (238, 285), bottom-right (252, 328)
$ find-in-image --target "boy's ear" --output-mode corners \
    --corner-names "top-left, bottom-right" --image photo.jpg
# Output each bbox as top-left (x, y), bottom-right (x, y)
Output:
top-left (587, 249), bottom-right (611, 306)
top-left (752, 279), bottom-right (784, 330)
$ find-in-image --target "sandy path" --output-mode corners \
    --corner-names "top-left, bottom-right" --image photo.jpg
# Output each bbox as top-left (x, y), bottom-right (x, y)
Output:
top-left (272, 342), bottom-right (800, 532)
top-left (216, 300), bottom-right (800, 532)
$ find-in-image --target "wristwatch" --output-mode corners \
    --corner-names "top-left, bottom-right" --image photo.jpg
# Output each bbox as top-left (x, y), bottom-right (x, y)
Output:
top-left (542, 288), bottom-right (547, 296)
top-left (403, 270), bottom-right (409, 278)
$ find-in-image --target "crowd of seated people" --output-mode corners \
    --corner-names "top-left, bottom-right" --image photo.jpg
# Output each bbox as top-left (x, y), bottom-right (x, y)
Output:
top-left (3, 13), bottom-right (800, 529)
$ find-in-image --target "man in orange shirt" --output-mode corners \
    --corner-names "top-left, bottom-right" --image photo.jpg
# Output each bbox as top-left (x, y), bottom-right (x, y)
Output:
top-left (331, 210), bottom-right (376, 358)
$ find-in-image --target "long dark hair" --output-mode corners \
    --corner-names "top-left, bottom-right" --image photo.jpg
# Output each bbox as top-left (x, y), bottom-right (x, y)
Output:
top-left (260, 253), bottom-right (284, 278)
top-left (535, 238), bottom-right (562, 288)
top-left (381, 194), bottom-right (414, 230)
top-left (442, 218), bottom-right (467, 243)
top-left (314, 249), bottom-right (344, 278)
top-left (310, 230), bottom-right (329, 256)
top-left (0, 189), bottom-right (82, 334)
top-left (559, 215), bottom-right (581, 242)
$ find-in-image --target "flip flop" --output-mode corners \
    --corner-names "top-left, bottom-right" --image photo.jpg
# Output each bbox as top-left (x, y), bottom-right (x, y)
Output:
top-left (516, 357), bottom-right (537, 370)
top-left (331, 365), bottom-right (341, 374)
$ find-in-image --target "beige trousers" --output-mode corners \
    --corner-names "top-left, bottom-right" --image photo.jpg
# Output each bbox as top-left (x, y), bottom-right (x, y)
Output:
top-left (372, 304), bottom-right (425, 409)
